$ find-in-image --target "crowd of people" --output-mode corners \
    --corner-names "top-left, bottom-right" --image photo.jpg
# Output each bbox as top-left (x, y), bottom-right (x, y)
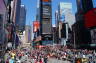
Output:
top-left (33, 45), bottom-right (96, 63)
top-left (44, 45), bottom-right (96, 63)
top-left (1, 45), bottom-right (96, 63)
top-left (3, 47), bottom-right (48, 63)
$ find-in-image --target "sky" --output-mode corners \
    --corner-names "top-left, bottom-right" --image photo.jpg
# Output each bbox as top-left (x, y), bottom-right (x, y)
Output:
top-left (21, 0), bottom-right (77, 25)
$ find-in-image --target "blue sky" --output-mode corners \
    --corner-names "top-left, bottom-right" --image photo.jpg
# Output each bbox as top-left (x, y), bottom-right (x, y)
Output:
top-left (21, 0), bottom-right (77, 25)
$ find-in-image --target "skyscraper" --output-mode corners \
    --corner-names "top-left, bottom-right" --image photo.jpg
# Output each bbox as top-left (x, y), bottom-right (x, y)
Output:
top-left (76, 0), bottom-right (93, 13)
top-left (19, 5), bottom-right (26, 31)
top-left (55, 10), bottom-right (59, 27)
top-left (0, 0), bottom-right (7, 43)
top-left (73, 0), bottom-right (93, 48)
top-left (58, 2), bottom-right (72, 22)
top-left (40, 0), bottom-right (52, 34)
top-left (25, 25), bottom-right (31, 43)
top-left (58, 2), bottom-right (75, 45)
top-left (40, 0), bottom-right (52, 45)
top-left (11, 0), bottom-right (21, 29)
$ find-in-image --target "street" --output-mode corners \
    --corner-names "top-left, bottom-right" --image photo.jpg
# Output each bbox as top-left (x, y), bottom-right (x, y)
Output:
top-left (3, 45), bottom-right (96, 63)
top-left (48, 58), bottom-right (71, 63)
top-left (21, 58), bottom-right (71, 63)
top-left (0, 0), bottom-right (96, 63)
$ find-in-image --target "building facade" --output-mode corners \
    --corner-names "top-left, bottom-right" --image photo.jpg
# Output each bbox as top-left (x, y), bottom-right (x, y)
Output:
top-left (73, 0), bottom-right (94, 48)
top-left (58, 2), bottom-right (72, 22)
top-left (11, 0), bottom-right (21, 29)
top-left (0, 0), bottom-right (7, 45)
top-left (6, 0), bottom-right (21, 49)
top-left (40, 0), bottom-right (52, 45)
top-left (25, 25), bottom-right (32, 43)
top-left (0, 0), bottom-right (11, 57)
top-left (19, 5), bottom-right (26, 32)
top-left (58, 2), bottom-right (75, 46)
top-left (72, 21), bottom-right (91, 48)
top-left (76, 0), bottom-right (93, 13)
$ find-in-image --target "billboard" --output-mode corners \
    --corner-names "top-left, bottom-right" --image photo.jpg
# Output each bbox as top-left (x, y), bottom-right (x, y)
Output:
top-left (42, 21), bottom-right (51, 34)
top-left (33, 21), bottom-right (40, 32)
top-left (43, 5), bottom-right (51, 18)
top-left (84, 8), bottom-right (96, 28)
top-left (42, 0), bottom-right (51, 2)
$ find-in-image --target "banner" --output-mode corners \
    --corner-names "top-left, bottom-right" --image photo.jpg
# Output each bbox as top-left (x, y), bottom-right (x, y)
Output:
top-left (33, 21), bottom-right (40, 32)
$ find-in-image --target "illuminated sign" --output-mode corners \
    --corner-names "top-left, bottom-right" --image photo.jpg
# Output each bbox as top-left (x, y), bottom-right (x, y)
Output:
top-left (33, 21), bottom-right (40, 32)
top-left (43, 2), bottom-right (51, 5)
top-left (42, 5), bottom-right (51, 18)
top-left (42, 0), bottom-right (50, 2)
top-left (84, 8), bottom-right (96, 28)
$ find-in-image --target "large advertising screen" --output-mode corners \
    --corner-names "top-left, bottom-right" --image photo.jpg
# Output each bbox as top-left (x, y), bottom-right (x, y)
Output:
top-left (42, 0), bottom-right (51, 19)
top-left (42, 0), bottom-right (51, 2)
top-left (33, 21), bottom-right (40, 32)
top-left (84, 8), bottom-right (96, 28)
top-left (43, 5), bottom-right (51, 18)
top-left (42, 21), bottom-right (51, 34)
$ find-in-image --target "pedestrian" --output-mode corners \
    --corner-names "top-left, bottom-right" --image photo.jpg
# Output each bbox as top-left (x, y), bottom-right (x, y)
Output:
top-left (44, 56), bottom-right (47, 63)
top-left (9, 57), bottom-right (14, 63)
top-left (4, 50), bottom-right (10, 63)
top-left (39, 58), bottom-right (43, 63)
top-left (35, 59), bottom-right (38, 63)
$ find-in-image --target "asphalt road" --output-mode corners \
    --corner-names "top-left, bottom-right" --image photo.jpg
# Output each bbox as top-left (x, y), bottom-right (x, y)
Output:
top-left (16, 58), bottom-right (71, 63)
